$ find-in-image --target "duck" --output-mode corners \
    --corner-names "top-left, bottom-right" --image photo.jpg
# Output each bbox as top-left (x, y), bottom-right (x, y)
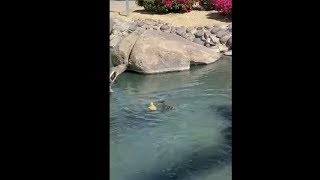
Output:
top-left (163, 104), bottom-right (173, 111)
top-left (148, 102), bottom-right (157, 111)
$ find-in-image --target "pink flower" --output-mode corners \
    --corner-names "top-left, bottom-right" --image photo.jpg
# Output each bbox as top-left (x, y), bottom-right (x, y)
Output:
top-left (213, 0), bottom-right (232, 15)
top-left (163, 0), bottom-right (173, 7)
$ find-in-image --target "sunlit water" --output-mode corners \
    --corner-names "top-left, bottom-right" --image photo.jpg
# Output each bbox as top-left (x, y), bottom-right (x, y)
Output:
top-left (110, 56), bottom-right (232, 180)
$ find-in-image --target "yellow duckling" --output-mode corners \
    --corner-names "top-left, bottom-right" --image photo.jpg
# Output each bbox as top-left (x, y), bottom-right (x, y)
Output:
top-left (148, 102), bottom-right (157, 111)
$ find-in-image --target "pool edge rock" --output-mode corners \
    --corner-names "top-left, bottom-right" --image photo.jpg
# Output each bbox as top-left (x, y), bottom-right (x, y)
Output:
top-left (109, 18), bottom-right (230, 93)
top-left (110, 18), bottom-right (232, 55)
top-left (112, 30), bottom-right (222, 74)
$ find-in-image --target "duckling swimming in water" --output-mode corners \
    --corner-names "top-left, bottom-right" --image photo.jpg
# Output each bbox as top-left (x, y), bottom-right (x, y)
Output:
top-left (148, 101), bottom-right (173, 112)
top-left (148, 102), bottom-right (157, 111)
top-left (157, 100), bottom-right (173, 111)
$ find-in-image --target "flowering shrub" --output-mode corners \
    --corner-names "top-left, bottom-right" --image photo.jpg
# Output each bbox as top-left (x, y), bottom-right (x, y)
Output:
top-left (140, 0), bottom-right (195, 13)
top-left (175, 0), bottom-right (194, 12)
top-left (213, 0), bottom-right (232, 15)
top-left (136, 0), bottom-right (144, 6)
top-left (138, 0), bottom-right (232, 14)
top-left (143, 0), bottom-right (168, 13)
top-left (200, 0), bottom-right (215, 10)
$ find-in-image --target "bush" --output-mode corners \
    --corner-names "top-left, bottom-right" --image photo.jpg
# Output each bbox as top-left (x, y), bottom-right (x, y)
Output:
top-left (173, 0), bottom-right (195, 12)
top-left (141, 0), bottom-right (196, 13)
top-left (199, 0), bottom-right (215, 10)
top-left (136, 0), bottom-right (145, 6)
top-left (143, 0), bottom-right (168, 13)
top-left (213, 0), bottom-right (232, 15)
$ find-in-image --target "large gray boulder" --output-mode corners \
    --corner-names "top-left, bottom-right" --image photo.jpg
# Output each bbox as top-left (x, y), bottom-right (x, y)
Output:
top-left (127, 30), bottom-right (221, 74)
top-left (110, 18), bottom-right (113, 34)
top-left (226, 36), bottom-right (232, 49)
top-left (112, 32), bottom-right (140, 65)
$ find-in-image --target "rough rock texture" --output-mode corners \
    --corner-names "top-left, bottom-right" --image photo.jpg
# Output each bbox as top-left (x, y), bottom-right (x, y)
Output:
top-left (195, 30), bottom-right (205, 38)
top-left (204, 32), bottom-right (210, 39)
top-left (112, 32), bottom-right (140, 65)
top-left (186, 33), bottom-right (195, 41)
top-left (216, 30), bottom-right (228, 38)
top-left (204, 26), bottom-right (211, 30)
top-left (224, 50), bottom-right (232, 56)
top-left (226, 36), bottom-right (232, 49)
top-left (211, 27), bottom-right (221, 34)
top-left (110, 18), bottom-right (113, 34)
top-left (186, 27), bottom-right (193, 33)
top-left (218, 44), bottom-right (229, 52)
top-left (109, 18), bottom-right (135, 49)
top-left (210, 34), bottom-right (220, 44)
top-left (193, 38), bottom-right (204, 45)
top-left (128, 24), bottom-right (137, 32)
top-left (220, 33), bottom-right (232, 44)
top-left (160, 24), bottom-right (170, 31)
top-left (110, 17), bottom-right (232, 56)
top-left (170, 26), bottom-right (176, 34)
top-left (109, 18), bottom-right (231, 93)
top-left (137, 21), bottom-right (144, 27)
top-left (176, 27), bottom-right (187, 36)
top-left (126, 30), bottom-right (221, 73)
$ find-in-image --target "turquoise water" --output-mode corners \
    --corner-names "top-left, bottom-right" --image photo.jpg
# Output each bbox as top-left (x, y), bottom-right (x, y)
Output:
top-left (110, 56), bottom-right (232, 180)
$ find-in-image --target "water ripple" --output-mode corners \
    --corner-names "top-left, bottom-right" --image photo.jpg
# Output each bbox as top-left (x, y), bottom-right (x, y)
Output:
top-left (110, 57), bottom-right (232, 180)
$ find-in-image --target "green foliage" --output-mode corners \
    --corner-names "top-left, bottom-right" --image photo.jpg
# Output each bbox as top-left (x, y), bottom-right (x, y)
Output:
top-left (143, 0), bottom-right (168, 13)
top-left (135, 0), bottom-right (145, 6)
top-left (140, 0), bottom-right (195, 14)
top-left (199, 0), bottom-right (214, 10)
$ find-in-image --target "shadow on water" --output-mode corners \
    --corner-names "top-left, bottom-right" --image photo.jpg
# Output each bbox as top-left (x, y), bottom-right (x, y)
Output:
top-left (113, 56), bottom-right (231, 96)
top-left (128, 146), bottom-right (231, 180)
top-left (125, 104), bottom-right (232, 180)
top-left (213, 104), bottom-right (232, 122)
top-left (111, 55), bottom-right (232, 180)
